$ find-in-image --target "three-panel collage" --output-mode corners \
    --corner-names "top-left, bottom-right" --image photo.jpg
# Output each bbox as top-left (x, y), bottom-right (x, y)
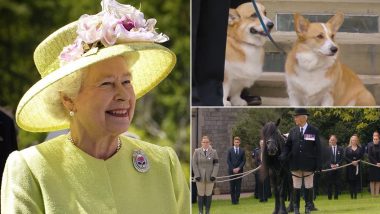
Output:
top-left (0, 0), bottom-right (380, 213)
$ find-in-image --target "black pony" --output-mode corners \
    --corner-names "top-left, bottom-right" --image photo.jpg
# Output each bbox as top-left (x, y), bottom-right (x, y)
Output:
top-left (261, 120), bottom-right (290, 214)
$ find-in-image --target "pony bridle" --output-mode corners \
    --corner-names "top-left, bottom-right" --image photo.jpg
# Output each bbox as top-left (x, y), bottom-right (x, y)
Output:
top-left (266, 138), bottom-right (279, 156)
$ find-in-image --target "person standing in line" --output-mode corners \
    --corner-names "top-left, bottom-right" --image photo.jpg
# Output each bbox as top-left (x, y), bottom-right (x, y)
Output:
top-left (281, 108), bottom-right (321, 214)
top-left (193, 136), bottom-right (220, 214)
top-left (344, 134), bottom-right (363, 199)
top-left (252, 140), bottom-right (271, 202)
top-left (365, 131), bottom-right (379, 154)
top-left (227, 136), bottom-right (246, 204)
top-left (368, 134), bottom-right (380, 197)
top-left (326, 135), bottom-right (344, 200)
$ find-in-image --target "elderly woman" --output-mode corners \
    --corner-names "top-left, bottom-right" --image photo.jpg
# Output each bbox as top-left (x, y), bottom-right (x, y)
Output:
top-left (192, 135), bottom-right (219, 214)
top-left (1, 0), bottom-right (189, 213)
top-left (344, 134), bottom-right (363, 199)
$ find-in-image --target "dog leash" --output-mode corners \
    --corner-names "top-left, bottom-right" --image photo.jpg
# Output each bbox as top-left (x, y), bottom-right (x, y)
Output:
top-left (251, 0), bottom-right (287, 54)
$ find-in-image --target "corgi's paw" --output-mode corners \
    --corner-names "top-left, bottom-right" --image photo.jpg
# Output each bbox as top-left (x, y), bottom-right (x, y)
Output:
top-left (231, 97), bottom-right (248, 106)
top-left (223, 100), bottom-right (232, 106)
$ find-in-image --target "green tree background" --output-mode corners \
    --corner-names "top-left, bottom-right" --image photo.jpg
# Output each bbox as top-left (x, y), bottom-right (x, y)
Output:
top-left (0, 0), bottom-right (189, 179)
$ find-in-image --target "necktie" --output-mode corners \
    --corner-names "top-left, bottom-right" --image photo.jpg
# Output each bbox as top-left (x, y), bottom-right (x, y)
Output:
top-left (204, 150), bottom-right (207, 156)
top-left (333, 147), bottom-right (336, 162)
top-left (300, 127), bottom-right (304, 139)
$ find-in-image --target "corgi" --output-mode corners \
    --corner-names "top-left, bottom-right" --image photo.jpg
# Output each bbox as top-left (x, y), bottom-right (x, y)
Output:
top-left (223, 2), bottom-right (274, 106)
top-left (285, 12), bottom-right (376, 106)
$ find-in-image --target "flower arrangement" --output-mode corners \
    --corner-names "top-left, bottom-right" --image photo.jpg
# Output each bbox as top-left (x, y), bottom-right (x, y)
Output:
top-left (59, 0), bottom-right (169, 66)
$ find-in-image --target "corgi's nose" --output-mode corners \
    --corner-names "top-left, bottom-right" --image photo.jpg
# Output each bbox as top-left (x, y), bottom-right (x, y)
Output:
top-left (330, 46), bottom-right (338, 53)
top-left (267, 22), bottom-right (274, 29)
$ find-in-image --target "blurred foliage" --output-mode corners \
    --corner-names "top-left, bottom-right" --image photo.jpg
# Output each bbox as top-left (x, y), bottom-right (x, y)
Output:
top-left (233, 108), bottom-right (380, 149)
top-left (0, 0), bottom-right (189, 180)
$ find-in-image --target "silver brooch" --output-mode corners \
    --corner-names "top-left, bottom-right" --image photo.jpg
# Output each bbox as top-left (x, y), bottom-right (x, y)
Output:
top-left (132, 149), bottom-right (150, 173)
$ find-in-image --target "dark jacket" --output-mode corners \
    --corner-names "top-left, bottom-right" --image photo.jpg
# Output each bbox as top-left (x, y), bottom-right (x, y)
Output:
top-left (227, 147), bottom-right (246, 175)
top-left (327, 145), bottom-right (344, 167)
top-left (0, 110), bottom-right (18, 187)
top-left (368, 143), bottom-right (380, 181)
top-left (344, 146), bottom-right (363, 181)
top-left (284, 124), bottom-right (321, 171)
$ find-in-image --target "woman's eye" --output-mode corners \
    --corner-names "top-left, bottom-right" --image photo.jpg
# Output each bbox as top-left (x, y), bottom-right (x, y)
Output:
top-left (101, 82), bottom-right (112, 86)
top-left (122, 80), bottom-right (131, 85)
top-left (251, 13), bottom-right (257, 18)
top-left (317, 34), bottom-right (324, 39)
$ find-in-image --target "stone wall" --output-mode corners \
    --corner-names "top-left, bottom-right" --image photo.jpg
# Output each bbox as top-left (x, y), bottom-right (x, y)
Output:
top-left (192, 108), bottom-right (257, 194)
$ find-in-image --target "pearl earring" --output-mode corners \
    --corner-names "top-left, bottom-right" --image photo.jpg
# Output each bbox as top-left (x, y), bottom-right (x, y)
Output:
top-left (69, 111), bottom-right (75, 117)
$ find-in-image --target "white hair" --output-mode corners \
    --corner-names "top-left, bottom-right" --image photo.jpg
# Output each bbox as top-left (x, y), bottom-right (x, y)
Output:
top-left (44, 69), bottom-right (85, 122)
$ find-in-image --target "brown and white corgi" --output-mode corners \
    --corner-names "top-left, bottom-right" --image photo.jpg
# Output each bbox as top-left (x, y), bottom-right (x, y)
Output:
top-left (285, 12), bottom-right (376, 106)
top-left (223, 2), bottom-right (273, 106)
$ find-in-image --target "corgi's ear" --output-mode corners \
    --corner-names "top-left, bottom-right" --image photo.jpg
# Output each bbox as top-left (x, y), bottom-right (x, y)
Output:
top-left (294, 13), bottom-right (309, 38)
top-left (327, 12), bottom-right (344, 33)
top-left (228, 9), bottom-right (240, 26)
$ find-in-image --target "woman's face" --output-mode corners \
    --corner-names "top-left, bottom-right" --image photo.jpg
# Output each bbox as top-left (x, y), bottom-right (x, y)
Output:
top-left (72, 56), bottom-right (136, 136)
top-left (350, 136), bottom-right (358, 146)
top-left (201, 138), bottom-right (210, 150)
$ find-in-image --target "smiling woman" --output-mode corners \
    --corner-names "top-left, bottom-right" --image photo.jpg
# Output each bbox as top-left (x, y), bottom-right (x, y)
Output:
top-left (0, 0), bottom-right (189, 213)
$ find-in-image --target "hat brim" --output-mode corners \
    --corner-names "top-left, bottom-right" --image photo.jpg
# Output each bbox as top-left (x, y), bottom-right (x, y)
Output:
top-left (16, 42), bottom-right (175, 132)
top-left (293, 113), bottom-right (310, 116)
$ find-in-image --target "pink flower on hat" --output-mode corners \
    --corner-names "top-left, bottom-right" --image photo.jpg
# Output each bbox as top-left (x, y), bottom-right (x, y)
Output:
top-left (76, 14), bottom-right (102, 44)
top-left (59, 0), bottom-right (169, 65)
top-left (59, 38), bottom-right (84, 66)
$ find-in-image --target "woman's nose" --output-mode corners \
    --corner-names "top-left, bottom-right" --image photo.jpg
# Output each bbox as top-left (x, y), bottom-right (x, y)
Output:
top-left (115, 83), bottom-right (130, 102)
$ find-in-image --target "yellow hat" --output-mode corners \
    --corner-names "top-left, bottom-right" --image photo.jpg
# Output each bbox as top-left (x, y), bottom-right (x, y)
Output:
top-left (16, 0), bottom-right (176, 132)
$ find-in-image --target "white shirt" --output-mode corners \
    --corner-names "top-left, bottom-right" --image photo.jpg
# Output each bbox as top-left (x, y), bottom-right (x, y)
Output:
top-left (234, 146), bottom-right (239, 154)
top-left (300, 123), bottom-right (308, 134)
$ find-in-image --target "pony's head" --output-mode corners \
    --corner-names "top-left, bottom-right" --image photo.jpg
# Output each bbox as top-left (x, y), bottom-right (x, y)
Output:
top-left (261, 121), bottom-right (284, 157)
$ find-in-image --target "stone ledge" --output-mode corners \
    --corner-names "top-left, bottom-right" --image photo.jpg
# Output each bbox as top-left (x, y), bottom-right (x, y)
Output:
top-left (256, 72), bottom-right (380, 86)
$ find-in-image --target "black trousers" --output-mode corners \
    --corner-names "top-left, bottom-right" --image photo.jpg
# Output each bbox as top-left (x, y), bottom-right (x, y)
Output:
top-left (192, 0), bottom-right (230, 106)
top-left (348, 179), bottom-right (360, 198)
top-left (230, 176), bottom-right (242, 203)
top-left (327, 171), bottom-right (340, 199)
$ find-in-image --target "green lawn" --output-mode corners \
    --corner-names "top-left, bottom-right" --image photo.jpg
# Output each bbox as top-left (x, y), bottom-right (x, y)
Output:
top-left (192, 193), bottom-right (380, 214)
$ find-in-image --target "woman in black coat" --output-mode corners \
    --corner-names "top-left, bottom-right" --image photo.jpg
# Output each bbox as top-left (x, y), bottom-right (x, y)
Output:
top-left (252, 140), bottom-right (271, 202)
top-left (368, 135), bottom-right (380, 197)
top-left (344, 135), bottom-right (363, 199)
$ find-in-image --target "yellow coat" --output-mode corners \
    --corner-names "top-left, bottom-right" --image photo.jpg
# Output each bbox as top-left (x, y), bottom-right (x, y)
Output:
top-left (1, 134), bottom-right (189, 214)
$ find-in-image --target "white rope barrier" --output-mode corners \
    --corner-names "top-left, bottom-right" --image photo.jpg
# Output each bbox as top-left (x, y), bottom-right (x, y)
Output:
top-left (360, 160), bottom-right (380, 168)
top-left (191, 160), bottom-right (380, 183)
top-left (191, 165), bottom-right (262, 183)
top-left (215, 165), bottom-right (261, 183)
top-left (320, 162), bottom-right (354, 172)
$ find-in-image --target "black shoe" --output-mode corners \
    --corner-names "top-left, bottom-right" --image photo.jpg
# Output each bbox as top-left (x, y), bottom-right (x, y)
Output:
top-left (242, 95), bottom-right (262, 106)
